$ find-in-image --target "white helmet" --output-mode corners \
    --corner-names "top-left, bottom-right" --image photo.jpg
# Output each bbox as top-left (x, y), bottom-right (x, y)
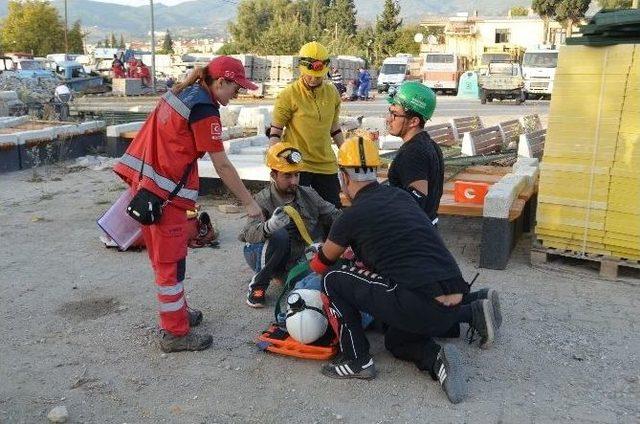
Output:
top-left (285, 289), bottom-right (328, 344)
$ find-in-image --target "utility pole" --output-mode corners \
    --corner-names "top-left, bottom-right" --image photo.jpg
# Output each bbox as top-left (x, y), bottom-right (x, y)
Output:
top-left (64, 0), bottom-right (68, 59)
top-left (150, 0), bottom-right (156, 94)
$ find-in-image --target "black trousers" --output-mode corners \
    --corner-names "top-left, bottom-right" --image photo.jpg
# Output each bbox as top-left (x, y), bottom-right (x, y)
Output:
top-left (323, 265), bottom-right (472, 371)
top-left (299, 172), bottom-right (341, 209)
top-left (245, 228), bottom-right (291, 290)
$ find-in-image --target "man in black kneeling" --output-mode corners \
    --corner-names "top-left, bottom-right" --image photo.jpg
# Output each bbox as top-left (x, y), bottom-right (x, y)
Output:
top-left (309, 136), bottom-right (502, 404)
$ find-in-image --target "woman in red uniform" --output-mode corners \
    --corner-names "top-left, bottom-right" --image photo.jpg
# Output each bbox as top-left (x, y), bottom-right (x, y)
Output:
top-left (114, 56), bottom-right (262, 353)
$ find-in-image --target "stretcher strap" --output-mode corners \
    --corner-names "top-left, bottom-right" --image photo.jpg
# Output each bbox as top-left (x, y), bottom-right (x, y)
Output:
top-left (282, 205), bottom-right (314, 246)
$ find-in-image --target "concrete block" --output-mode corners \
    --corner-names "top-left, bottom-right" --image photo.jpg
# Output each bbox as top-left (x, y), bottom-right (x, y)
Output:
top-left (237, 106), bottom-right (272, 130)
top-left (106, 121), bottom-right (144, 137)
top-left (379, 135), bottom-right (402, 150)
top-left (249, 135), bottom-right (268, 147)
top-left (17, 129), bottom-right (55, 144)
top-left (361, 117), bottom-right (386, 133)
top-left (483, 182), bottom-right (520, 219)
top-left (53, 125), bottom-right (79, 138)
top-left (77, 121), bottom-right (100, 134)
top-left (221, 126), bottom-right (244, 141)
top-left (460, 132), bottom-right (476, 156)
top-left (112, 78), bottom-right (143, 96)
top-left (479, 217), bottom-right (522, 269)
top-left (497, 173), bottom-right (527, 194)
top-left (220, 106), bottom-right (240, 127)
top-left (513, 157), bottom-right (539, 171)
top-left (227, 137), bottom-right (254, 154)
top-left (0, 116), bottom-right (28, 129)
top-left (94, 120), bottom-right (106, 130)
top-left (237, 145), bottom-right (267, 156)
top-left (339, 115), bottom-right (361, 132)
top-left (513, 166), bottom-right (539, 190)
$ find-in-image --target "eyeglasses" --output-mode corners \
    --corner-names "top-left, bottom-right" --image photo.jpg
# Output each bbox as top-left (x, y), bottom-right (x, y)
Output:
top-left (299, 57), bottom-right (330, 71)
top-left (387, 108), bottom-right (408, 120)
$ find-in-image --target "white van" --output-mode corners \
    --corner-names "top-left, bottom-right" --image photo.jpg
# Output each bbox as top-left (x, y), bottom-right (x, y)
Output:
top-left (522, 48), bottom-right (559, 99)
top-left (422, 53), bottom-right (468, 94)
top-left (377, 56), bottom-right (412, 93)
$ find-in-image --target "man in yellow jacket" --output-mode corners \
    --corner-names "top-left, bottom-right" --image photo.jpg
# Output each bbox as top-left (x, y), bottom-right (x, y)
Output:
top-left (268, 41), bottom-right (344, 208)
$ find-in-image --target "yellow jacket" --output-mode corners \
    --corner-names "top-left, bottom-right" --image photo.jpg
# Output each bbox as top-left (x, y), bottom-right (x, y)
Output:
top-left (272, 79), bottom-right (341, 174)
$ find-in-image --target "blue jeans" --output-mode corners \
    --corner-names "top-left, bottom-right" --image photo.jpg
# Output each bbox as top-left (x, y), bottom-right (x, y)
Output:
top-left (243, 228), bottom-right (291, 290)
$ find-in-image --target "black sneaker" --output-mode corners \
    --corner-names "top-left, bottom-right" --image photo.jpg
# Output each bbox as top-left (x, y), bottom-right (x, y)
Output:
top-left (465, 289), bottom-right (502, 330)
top-left (469, 299), bottom-right (497, 349)
top-left (432, 344), bottom-right (465, 404)
top-left (321, 357), bottom-right (377, 380)
top-left (246, 288), bottom-right (266, 308)
top-left (187, 308), bottom-right (203, 327)
top-left (157, 330), bottom-right (213, 353)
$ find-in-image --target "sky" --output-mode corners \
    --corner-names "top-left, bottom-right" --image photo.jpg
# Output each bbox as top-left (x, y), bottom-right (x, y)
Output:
top-left (95, 0), bottom-right (189, 5)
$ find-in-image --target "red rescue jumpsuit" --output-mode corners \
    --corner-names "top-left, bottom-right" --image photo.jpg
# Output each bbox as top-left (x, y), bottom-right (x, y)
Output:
top-left (114, 85), bottom-right (224, 335)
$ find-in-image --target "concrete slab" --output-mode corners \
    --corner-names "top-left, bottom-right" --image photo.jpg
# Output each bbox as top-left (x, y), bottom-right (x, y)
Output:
top-left (106, 122), bottom-right (144, 138)
top-left (0, 116), bottom-right (29, 129)
top-left (0, 134), bottom-right (20, 173)
top-left (379, 135), bottom-right (402, 150)
top-left (198, 153), bottom-right (269, 181)
top-left (483, 182), bottom-right (520, 219)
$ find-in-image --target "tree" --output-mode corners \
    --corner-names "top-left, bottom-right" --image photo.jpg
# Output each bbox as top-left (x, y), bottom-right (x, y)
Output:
top-left (104, 36), bottom-right (110, 48)
top-left (110, 32), bottom-right (117, 49)
top-left (598, 0), bottom-right (632, 8)
top-left (96, 40), bottom-right (103, 48)
top-left (119, 34), bottom-right (126, 49)
top-left (532, 0), bottom-right (558, 43)
top-left (392, 25), bottom-right (423, 56)
top-left (162, 30), bottom-right (174, 54)
top-left (67, 20), bottom-right (84, 53)
top-left (325, 0), bottom-right (357, 37)
top-left (373, 0), bottom-right (402, 67)
top-left (0, 0), bottom-right (65, 56)
top-left (555, 0), bottom-right (591, 34)
top-left (510, 6), bottom-right (529, 16)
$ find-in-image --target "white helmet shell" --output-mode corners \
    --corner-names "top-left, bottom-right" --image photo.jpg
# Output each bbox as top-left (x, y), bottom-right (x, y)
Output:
top-left (285, 289), bottom-right (328, 344)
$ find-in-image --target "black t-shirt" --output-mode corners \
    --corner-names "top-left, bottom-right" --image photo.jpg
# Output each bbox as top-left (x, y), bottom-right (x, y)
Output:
top-left (387, 131), bottom-right (444, 222)
top-left (328, 182), bottom-right (462, 292)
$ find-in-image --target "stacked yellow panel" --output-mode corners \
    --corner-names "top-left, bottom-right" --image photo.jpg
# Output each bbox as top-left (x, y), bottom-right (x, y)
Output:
top-left (536, 44), bottom-right (640, 260)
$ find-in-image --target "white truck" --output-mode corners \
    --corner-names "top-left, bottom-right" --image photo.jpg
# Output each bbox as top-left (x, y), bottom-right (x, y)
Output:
top-left (376, 55), bottom-right (420, 93)
top-left (522, 48), bottom-right (559, 99)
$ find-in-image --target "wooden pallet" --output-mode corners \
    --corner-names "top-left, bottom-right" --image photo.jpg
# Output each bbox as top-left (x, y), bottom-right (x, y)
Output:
top-left (531, 241), bottom-right (640, 280)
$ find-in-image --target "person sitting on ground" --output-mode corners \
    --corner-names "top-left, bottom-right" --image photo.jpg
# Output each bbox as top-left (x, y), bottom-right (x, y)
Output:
top-left (308, 136), bottom-right (502, 404)
top-left (330, 66), bottom-right (345, 94)
top-left (239, 142), bottom-right (341, 308)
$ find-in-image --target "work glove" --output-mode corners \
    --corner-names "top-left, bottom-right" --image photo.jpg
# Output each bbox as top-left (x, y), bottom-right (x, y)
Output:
top-left (304, 242), bottom-right (323, 261)
top-left (263, 206), bottom-right (290, 236)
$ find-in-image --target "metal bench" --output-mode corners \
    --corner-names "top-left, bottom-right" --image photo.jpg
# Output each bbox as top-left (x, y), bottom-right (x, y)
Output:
top-left (461, 125), bottom-right (505, 156)
top-left (451, 115), bottom-right (483, 141)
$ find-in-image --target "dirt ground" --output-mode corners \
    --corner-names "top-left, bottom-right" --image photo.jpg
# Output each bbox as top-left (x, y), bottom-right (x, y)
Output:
top-left (1, 163), bottom-right (639, 424)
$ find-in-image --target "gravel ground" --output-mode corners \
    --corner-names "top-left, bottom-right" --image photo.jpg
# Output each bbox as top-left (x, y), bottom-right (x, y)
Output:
top-left (0, 164), bottom-right (638, 424)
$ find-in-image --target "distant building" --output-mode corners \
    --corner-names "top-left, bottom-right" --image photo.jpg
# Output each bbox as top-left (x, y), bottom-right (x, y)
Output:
top-left (419, 13), bottom-right (566, 64)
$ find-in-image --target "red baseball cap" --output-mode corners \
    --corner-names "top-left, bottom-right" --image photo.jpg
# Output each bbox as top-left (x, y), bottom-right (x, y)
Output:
top-left (207, 56), bottom-right (258, 91)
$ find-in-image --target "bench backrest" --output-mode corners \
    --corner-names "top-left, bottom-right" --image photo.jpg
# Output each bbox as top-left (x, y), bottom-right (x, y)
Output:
top-left (461, 125), bottom-right (504, 156)
top-left (451, 115), bottom-right (483, 141)
top-left (517, 129), bottom-right (546, 158)
top-left (519, 114), bottom-right (543, 132)
top-left (425, 122), bottom-right (457, 147)
top-left (498, 119), bottom-right (523, 148)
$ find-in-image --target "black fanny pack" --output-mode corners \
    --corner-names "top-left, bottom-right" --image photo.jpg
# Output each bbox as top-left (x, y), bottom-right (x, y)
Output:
top-left (127, 161), bottom-right (194, 225)
top-left (126, 188), bottom-right (165, 225)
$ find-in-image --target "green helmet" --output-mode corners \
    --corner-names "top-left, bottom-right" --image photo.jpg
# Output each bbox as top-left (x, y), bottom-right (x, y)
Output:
top-left (387, 81), bottom-right (437, 120)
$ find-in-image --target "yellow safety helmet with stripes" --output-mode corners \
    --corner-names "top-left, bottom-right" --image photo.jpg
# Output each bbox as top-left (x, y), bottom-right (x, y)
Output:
top-left (337, 136), bottom-right (381, 169)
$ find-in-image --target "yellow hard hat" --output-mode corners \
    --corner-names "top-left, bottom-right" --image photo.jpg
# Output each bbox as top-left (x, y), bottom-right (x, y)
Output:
top-left (338, 136), bottom-right (381, 168)
top-left (298, 41), bottom-right (330, 77)
top-left (266, 142), bottom-right (304, 173)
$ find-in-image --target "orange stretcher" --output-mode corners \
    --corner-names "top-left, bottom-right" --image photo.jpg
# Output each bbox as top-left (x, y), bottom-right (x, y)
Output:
top-left (257, 325), bottom-right (338, 360)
